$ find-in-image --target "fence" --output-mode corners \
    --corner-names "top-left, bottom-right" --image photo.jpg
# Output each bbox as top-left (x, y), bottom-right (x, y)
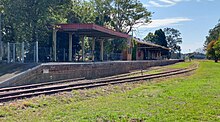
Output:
top-left (1, 42), bottom-right (39, 63)
top-left (1, 41), bottom-right (123, 63)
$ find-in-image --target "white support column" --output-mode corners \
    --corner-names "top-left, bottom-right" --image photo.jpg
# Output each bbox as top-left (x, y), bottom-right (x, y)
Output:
top-left (68, 33), bottom-right (73, 62)
top-left (81, 36), bottom-right (85, 61)
top-left (7, 42), bottom-right (10, 63)
top-left (13, 43), bottom-right (15, 62)
top-left (100, 39), bottom-right (104, 61)
top-left (92, 38), bottom-right (95, 62)
top-left (21, 42), bottom-right (24, 63)
top-left (52, 28), bottom-right (58, 61)
top-left (36, 41), bottom-right (39, 63)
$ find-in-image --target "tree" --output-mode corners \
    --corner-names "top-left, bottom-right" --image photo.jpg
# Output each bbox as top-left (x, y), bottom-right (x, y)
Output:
top-left (163, 28), bottom-right (182, 53)
top-left (143, 29), bottom-right (168, 57)
top-left (111, 0), bottom-right (151, 33)
top-left (204, 20), bottom-right (220, 48)
top-left (205, 20), bottom-right (220, 62)
top-left (154, 29), bottom-right (167, 47)
top-left (89, 0), bottom-right (152, 58)
top-left (144, 32), bottom-right (155, 42)
top-left (213, 39), bottom-right (220, 62)
top-left (206, 35), bottom-right (220, 62)
top-left (93, 0), bottom-right (112, 26)
top-left (144, 29), bottom-right (167, 47)
top-left (70, 0), bottom-right (96, 24)
top-left (1, 0), bottom-right (73, 43)
top-left (207, 40), bottom-right (218, 62)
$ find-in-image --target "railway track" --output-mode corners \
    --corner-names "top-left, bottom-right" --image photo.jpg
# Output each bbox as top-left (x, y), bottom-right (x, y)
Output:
top-left (0, 66), bottom-right (197, 103)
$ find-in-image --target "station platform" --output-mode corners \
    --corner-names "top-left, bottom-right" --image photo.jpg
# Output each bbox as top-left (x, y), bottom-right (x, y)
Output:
top-left (0, 60), bottom-right (183, 88)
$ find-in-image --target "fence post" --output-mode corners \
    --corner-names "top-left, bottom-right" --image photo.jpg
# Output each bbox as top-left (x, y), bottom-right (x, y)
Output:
top-left (7, 42), bottom-right (10, 63)
top-left (36, 41), bottom-right (38, 63)
top-left (81, 36), bottom-right (85, 62)
top-left (0, 12), bottom-right (2, 61)
top-left (13, 43), bottom-right (15, 62)
top-left (21, 42), bottom-right (24, 63)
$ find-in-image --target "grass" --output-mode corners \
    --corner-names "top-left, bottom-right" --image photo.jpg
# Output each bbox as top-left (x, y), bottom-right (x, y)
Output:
top-left (0, 60), bottom-right (220, 121)
top-left (165, 61), bottom-right (194, 69)
top-left (132, 61), bottom-right (195, 76)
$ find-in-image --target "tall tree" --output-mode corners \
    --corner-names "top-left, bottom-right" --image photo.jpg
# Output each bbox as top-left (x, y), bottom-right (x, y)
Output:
top-left (163, 28), bottom-right (182, 53)
top-left (154, 29), bottom-right (167, 47)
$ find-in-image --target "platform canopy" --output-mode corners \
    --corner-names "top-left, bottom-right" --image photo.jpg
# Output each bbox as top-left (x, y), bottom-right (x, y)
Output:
top-left (52, 23), bottom-right (131, 62)
top-left (56, 23), bottom-right (130, 39)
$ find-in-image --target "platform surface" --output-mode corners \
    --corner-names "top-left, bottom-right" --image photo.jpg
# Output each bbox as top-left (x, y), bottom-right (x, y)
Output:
top-left (0, 63), bottom-right (38, 82)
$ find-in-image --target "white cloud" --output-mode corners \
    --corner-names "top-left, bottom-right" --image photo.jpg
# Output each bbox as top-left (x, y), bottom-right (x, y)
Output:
top-left (159, 0), bottom-right (176, 4)
top-left (148, 1), bottom-right (175, 7)
top-left (133, 17), bottom-right (192, 29)
top-left (146, 0), bottom-right (215, 8)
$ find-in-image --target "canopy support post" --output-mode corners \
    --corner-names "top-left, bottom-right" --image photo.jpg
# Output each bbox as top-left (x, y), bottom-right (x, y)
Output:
top-left (92, 38), bottom-right (95, 62)
top-left (52, 28), bottom-right (58, 62)
top-left (68, 33), bottom-right (73, 62)
top-left (100, 39), bottom-right (104, 61)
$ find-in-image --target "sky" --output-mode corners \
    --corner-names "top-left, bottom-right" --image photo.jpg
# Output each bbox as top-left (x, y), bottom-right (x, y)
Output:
top-left (134, 0), bottom-right (220, 53)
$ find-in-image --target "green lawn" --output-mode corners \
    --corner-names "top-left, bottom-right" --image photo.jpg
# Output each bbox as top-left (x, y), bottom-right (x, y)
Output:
top-left (0, 60), bottom-right (220, 122)
top-left (165, 60), bottom-right (194, 69)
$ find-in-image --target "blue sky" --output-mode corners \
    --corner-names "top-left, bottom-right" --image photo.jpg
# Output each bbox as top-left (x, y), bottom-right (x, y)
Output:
top-left (134, 0), bottom-right (220, 53)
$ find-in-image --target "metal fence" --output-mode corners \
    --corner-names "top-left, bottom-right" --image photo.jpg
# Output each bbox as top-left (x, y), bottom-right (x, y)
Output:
top-left (1, 42), bottom-right (39, 63)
